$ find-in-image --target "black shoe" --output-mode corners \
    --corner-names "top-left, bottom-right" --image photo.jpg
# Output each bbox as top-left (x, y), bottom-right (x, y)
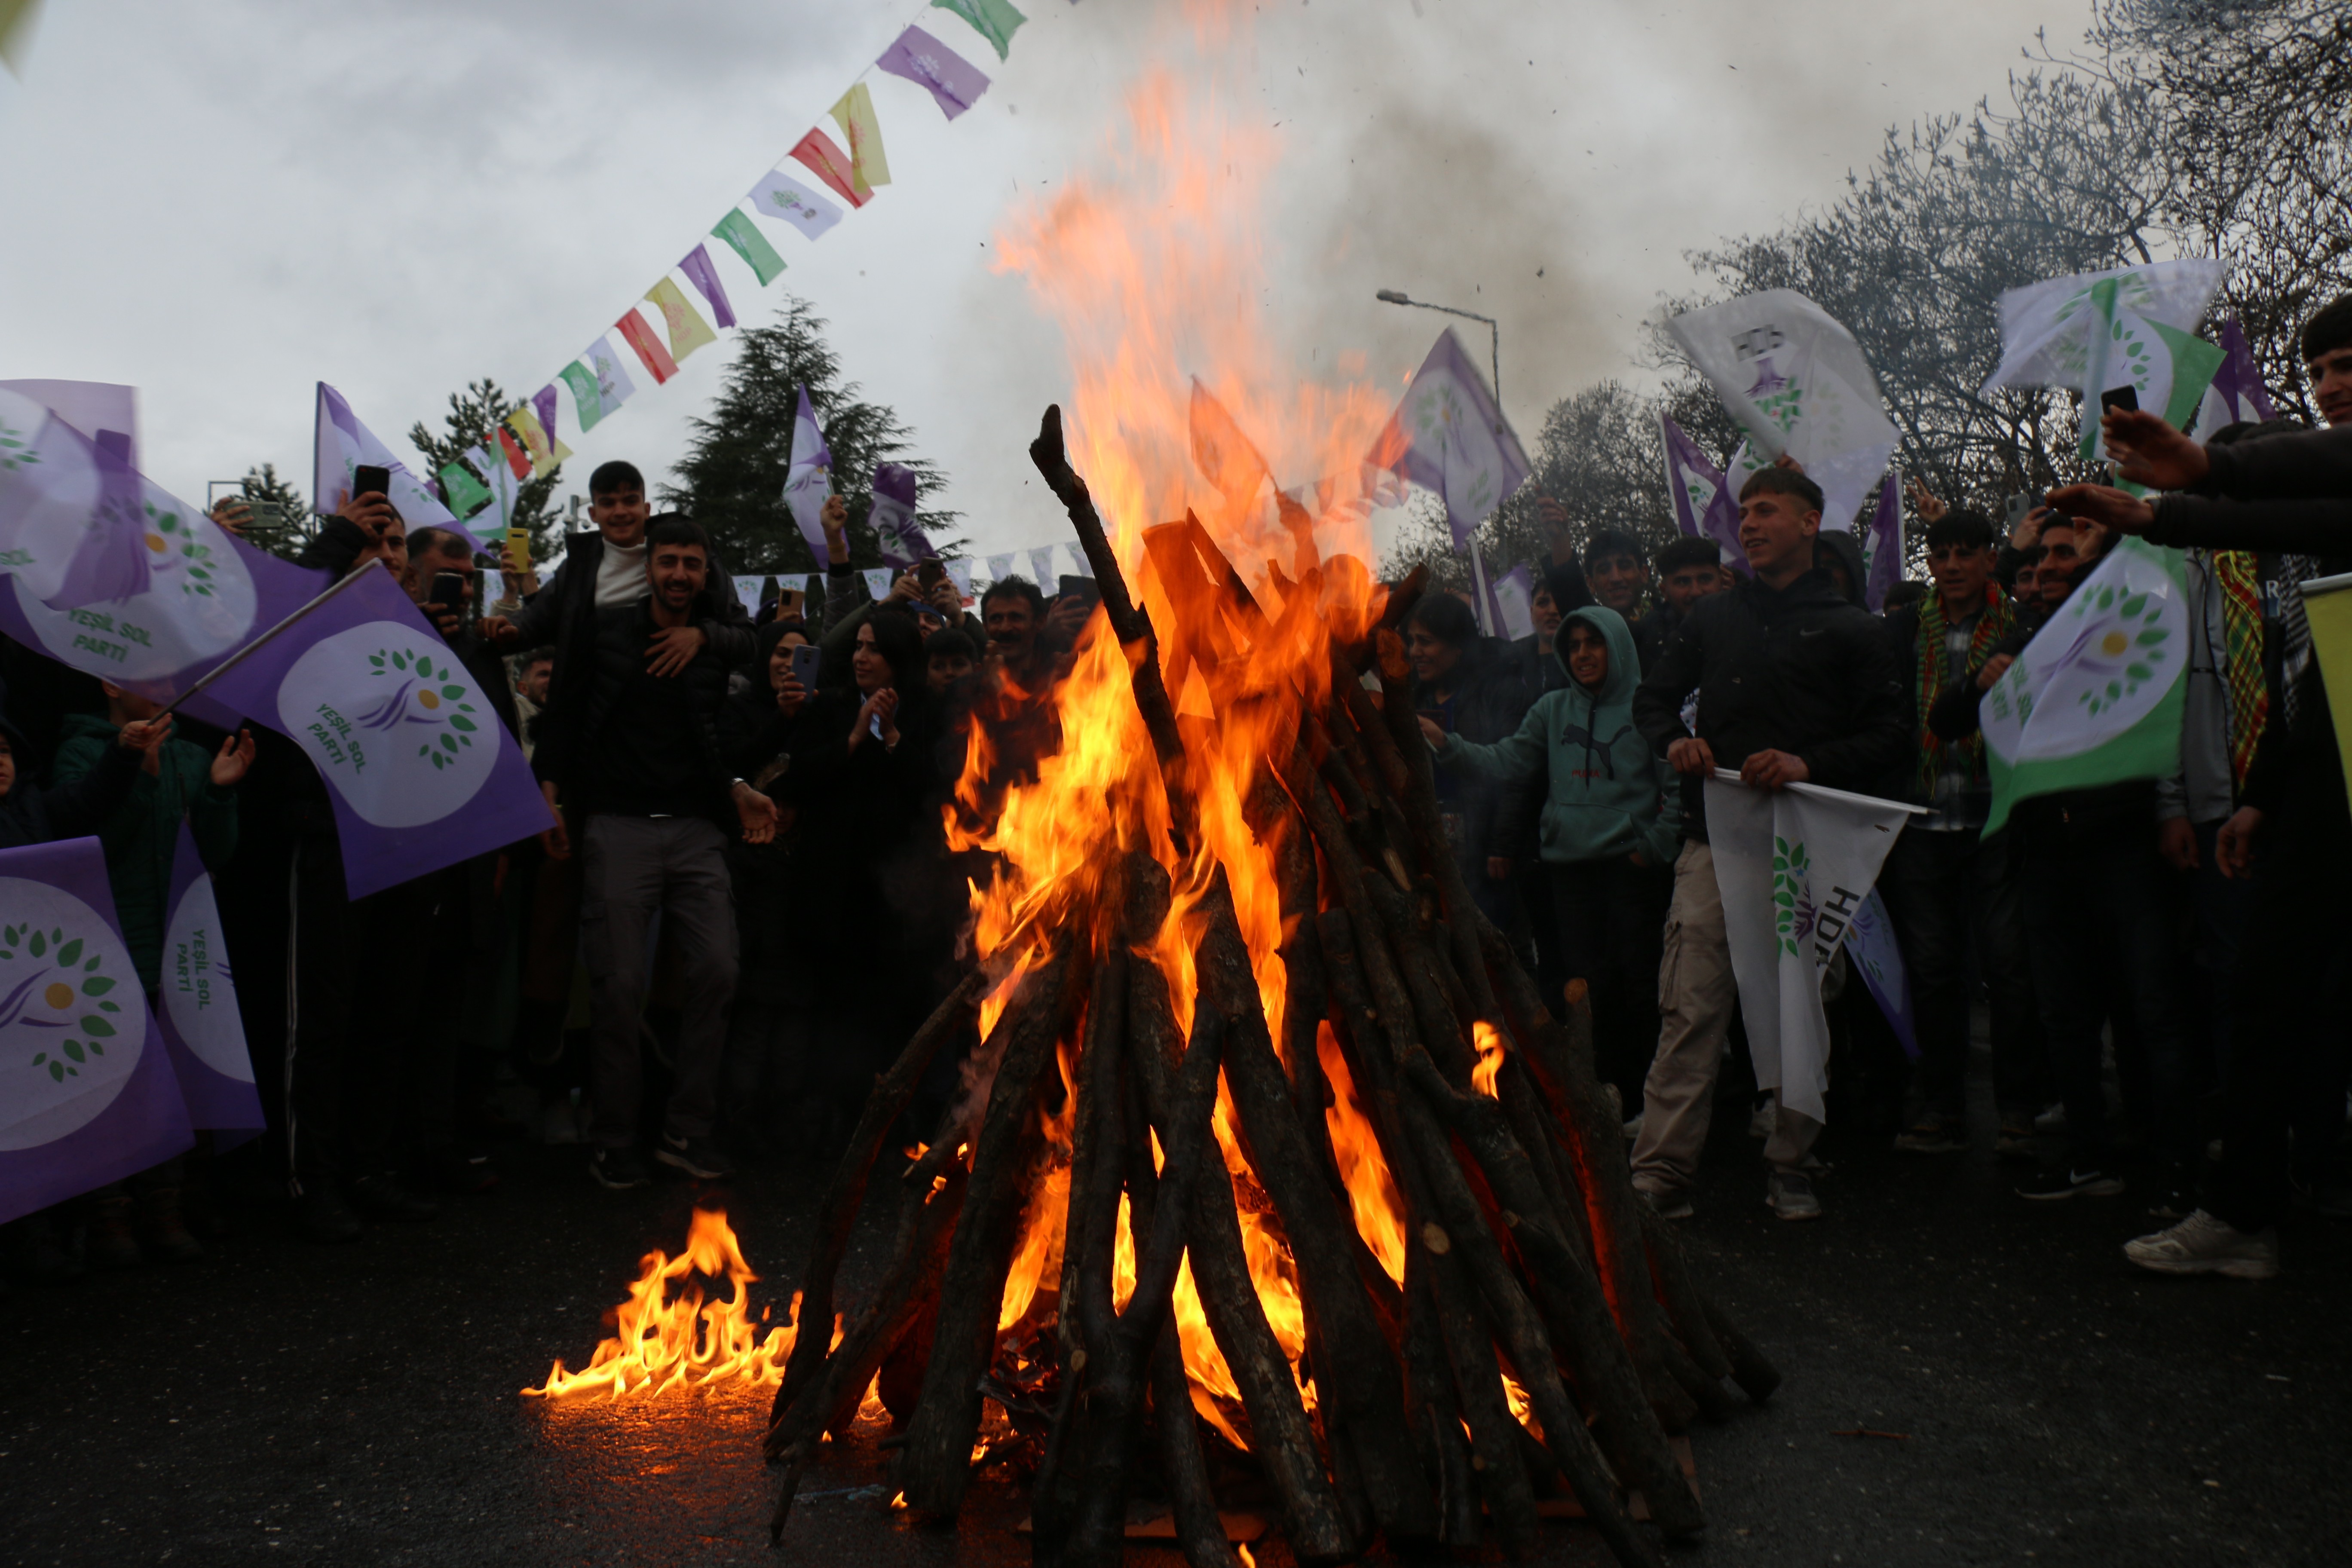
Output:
top-left (349, 1173), bottom-right (440, 1222)
top-left (420, 1147), bottom-right (499, 1196)
top-left (589, 1146), bottom-right (651, 1190)
top-left (655, 1133), bottom-right (736, 1180)
top-left (85, 1193), bottom-right (144, 1271)
top-left (2016, 1166), bottom-right (2126, 1201)
top-left (294, 1186), bottom-right (363, 1244)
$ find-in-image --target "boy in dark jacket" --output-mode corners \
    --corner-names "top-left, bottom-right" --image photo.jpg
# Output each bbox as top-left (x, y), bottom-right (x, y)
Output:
top-left (1626, 466), bottom-right (1909, 1221)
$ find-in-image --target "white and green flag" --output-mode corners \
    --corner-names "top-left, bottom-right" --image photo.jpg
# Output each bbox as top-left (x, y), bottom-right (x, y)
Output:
top-left (1979, 260), bottom-right (2226, 464)
top-left (1980, 537), bottom-right (2190, 835)
top-left (1666, 290), bottom-right (1899, 530)
top-left (1706, 771), bottom-right (1919, 1127)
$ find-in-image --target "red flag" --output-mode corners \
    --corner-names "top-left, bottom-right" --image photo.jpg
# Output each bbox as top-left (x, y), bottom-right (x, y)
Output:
top-left (496, 426), bottom-right (531, 480)
top-left (790, 126), bottom-right (867, 209)
top-left (614, 309), bottom-right (680, 385)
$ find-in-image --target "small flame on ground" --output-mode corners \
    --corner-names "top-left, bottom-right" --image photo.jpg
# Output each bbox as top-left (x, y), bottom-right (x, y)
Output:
top-left (522, 1209), bottom-right (811, 1400)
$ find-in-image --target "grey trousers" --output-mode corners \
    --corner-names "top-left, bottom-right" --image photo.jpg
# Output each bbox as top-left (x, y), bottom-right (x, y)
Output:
top-left (1629, 840), bottom-right (1823, 1196)
top-left (579, 815), bottom-right (738, 1151)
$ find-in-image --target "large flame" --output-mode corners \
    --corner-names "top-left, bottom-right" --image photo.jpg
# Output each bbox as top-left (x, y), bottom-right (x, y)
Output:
top-left (524, 1209), bottom-right (809, 1400)
top-left (958, 11), bottom-right (1416, 1444)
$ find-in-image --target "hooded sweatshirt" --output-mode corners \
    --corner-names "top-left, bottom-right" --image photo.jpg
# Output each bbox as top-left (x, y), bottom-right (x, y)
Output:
top-left (1433, 606), bottom-right (1680, 866)
top-left (1813, 529), bottom-right (1872, 608)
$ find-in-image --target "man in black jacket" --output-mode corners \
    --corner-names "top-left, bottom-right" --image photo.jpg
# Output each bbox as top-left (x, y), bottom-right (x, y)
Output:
top-left (1627, 466), bottom-right (1908, 1221)
top-left (533, 515), bottom-right (776, 1190)
top-left (2051, 294), bottom-right (2352, 1277)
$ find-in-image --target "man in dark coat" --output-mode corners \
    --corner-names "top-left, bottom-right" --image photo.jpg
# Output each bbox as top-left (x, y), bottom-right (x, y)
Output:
top-left (530, 514), bottom-right (776, 1191)
top-left (1626, 466), bottom-right (1909, 1222)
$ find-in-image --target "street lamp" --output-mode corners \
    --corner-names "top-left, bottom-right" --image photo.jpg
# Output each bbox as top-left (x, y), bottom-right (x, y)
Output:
top-left (1375, 288), bottom-right (1501, 405)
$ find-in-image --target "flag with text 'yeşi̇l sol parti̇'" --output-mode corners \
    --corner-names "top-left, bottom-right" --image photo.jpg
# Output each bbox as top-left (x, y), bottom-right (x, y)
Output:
top-left (154, 824), bottom-right (266, 1136)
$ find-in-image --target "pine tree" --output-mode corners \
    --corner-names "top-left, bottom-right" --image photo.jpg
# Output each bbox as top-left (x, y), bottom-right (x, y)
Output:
top-left (233, 462), bottom-right (314, 560)
top-left (664, 297), bottom-right (958, 576)
top-left (405, 380), bottom-right (565, 563)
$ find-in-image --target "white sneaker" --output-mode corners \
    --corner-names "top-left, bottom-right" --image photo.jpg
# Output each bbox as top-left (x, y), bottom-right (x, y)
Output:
top-left (2123, 1209), bottom-right (2279, 1280)
top-left (1765, 1170), bottom-right (1821, 1221)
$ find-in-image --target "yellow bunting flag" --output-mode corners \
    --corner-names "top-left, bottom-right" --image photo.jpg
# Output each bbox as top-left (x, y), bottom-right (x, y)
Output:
top-left (0, 0), bottom-right (45, 76)
top-left (644, 277), bottom-right (719, 364)
top-left (505, 406), bottom-right (572, 479)
top-left (828, 82), bottom-right (892, 202)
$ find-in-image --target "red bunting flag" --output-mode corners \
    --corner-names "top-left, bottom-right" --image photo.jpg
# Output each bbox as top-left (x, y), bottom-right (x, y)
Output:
top-left (496, 424), bottom-right (532, 480)
top-left (614, 308), bottom-right (680, 385)
top-left (790, 126), bottom-right (867, 209)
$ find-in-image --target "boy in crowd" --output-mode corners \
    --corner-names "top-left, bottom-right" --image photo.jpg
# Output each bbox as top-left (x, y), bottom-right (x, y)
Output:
top-left (1628, 468), bottom-right (1908, 1221)
top-left (1877, 508), bottom-right (2043, 1157)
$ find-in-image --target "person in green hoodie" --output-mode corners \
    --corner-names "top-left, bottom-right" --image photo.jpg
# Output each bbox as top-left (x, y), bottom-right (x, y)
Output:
top-left (1421, 604), bottom-right (1680, 1106)
top-left (53, 684), bottom-right (253, 1267)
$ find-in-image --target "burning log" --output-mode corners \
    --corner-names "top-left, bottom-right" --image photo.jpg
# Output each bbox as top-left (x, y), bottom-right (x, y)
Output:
top-left (757, 410), bottom-right (1783, 1567)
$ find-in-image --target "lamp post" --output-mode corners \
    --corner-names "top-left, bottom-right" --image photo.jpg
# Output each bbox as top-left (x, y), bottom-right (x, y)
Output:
top-left (1375, 288), bottom-right (1501, 407)
top-left (1378, 288), bottom-right (1510, 635)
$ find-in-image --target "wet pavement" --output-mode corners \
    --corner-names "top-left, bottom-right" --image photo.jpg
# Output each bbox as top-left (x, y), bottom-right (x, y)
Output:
top-left (5, 1106), bottom-right (2348, 1568)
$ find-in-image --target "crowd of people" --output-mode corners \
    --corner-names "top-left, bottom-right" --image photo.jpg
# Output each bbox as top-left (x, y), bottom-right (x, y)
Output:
top-left (3, 296), bottom-right (2348, 1289)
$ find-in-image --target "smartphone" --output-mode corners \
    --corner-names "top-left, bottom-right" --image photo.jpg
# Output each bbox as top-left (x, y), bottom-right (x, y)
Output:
top-left (789, 642), bottom-right (823, 689)
top-left (1057, 574), bottom-right (1100, 604)
top-left (429, 570), bottom-right (467, 617)
top-left (353, 463), bottom-right (392, 499)
top-left (2099, 385), bottom-right (2140, 416)
top-left (916, 558), bottom-right (947, 592)
top-left (2004, 493), bottom-right (2031, 530)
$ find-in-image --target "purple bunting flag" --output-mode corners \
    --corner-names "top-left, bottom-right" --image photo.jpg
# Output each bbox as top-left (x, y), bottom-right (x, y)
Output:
top-left (870, 462), bottom-right (931, 570)
top-left (155, 824), bottom-right (265, 1135)
top-left (0, 836), bottom-right (194, 1227)
top-left (878, 24), bottom-right (992, 120)
top-left (196, 562), bottom-right (554, 900)
top-left (530, 384), bottom-right (566, 456)
top-left (678, 243), bottom-right (738, 331)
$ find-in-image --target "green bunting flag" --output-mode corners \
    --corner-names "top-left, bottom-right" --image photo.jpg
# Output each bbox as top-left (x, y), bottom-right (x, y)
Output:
top-left (932, 0), bottom-right (1025, 62)
top-left (711, 208), bottom-right (787, 287)
top-left (437, 459), bottom-right (494, 520)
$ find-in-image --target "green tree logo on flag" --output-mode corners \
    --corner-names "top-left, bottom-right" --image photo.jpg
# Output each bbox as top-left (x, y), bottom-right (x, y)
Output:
top-left (0, 877), bottom-right (146, 1150)
top-left (1771, 836), bottom-right (1812, 959)
top-left (361, 645), bottom-right (484, 772)
top-left (143, 500), bottom-right (221, 599)
top-left (1980, 538), bottom-right (2189, 833)
top-left (0, 415), bottom-right (38, 474)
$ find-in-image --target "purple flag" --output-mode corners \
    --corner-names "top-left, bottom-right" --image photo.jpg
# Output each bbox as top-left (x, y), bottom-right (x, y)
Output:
top-left (0, 836), bottom-right (194, 1226)
top-left (2194, 318), bottom-right (2279, 435)
top-left (783, 386), bottom-right (834, 565)
top-left (678, 243), bottom-right (738, 331)
top-left (530, 383), bottom-right (565, 454)
top-left (1862, 471), bottom-right (1902, 612)
top-left (0, 386), bottom-right (326, 706)
top-left (1842, 888), bottom-right (1917, 1060)
top-left (198, 562), bottom-right (554, 900)
top-left (877, 24), bottom-right (992, 120)
top-left (1369, 328), bottom-right (1530, 549)
top-left (1659, 412), bottom-right (1749, 577)
top-left (155, 825), bottom-right (266, 1135)
top-left (870, 462), bottom-right (930, 570)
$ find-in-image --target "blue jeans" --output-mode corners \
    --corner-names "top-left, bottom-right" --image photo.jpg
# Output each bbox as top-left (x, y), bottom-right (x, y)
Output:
top-left (2019, 822), bottom-right (2194, 1169)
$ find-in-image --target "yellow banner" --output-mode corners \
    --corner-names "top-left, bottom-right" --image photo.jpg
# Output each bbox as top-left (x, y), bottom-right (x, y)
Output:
top-left (2300, 573), bottom-right (2352, 812)
top-left (829, 82), bottom-right (892, 201)
top-left (505, 407), bottom-right (573, 478)
top-left (644, 277), bottom-right (719, 364)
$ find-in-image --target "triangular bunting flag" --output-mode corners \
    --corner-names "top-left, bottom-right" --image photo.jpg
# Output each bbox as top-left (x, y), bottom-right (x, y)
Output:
top-left (931, 0), bottom-right (1025, 61)
top-left (711, 208), bottom-right (787, 286)
top-left (827, 82), bottom-right (892, 201)
top-left (615, 308), bottom-right (681, 384)
top-left (790, 126), bottom-right (867, 209)
top-left (644, 277), bottom-right (719, 365)
top-left (677, 243), bottom-right (738, 331)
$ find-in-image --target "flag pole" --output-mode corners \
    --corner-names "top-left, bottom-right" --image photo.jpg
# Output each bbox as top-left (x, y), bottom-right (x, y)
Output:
top-left (157, 559), bottom-right (385, 719)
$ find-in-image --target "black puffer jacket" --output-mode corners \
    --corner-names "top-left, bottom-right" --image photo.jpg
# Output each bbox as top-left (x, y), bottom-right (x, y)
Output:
top-left (536, 600), bottom-right (734, 824)
top-left (1632, 567), bottom-right (1909, 842)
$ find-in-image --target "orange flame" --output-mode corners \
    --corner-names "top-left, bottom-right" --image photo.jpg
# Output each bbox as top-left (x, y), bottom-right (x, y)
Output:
top-left (931, 9), bottom-right (1418, 1444)
top-left (523, 1208), bottom-right (812, 1400)
top-left (1472, 1021), bottom-right (1506, 1099)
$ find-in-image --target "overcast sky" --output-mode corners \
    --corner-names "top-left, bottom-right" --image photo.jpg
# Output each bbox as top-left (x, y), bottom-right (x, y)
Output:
top-left (0, 0), bottom-right (2093, 561)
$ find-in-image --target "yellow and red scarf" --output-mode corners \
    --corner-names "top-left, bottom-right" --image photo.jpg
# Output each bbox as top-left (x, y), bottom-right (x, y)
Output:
top-left (1915, 583), bottom-right (2017, 797)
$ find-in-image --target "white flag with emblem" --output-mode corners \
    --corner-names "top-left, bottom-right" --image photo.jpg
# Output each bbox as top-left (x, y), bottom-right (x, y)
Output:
top-left (1705, 771), bottom-right (1919, 1127)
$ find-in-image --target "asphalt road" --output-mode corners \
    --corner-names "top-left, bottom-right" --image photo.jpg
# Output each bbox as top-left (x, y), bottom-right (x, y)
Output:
top-left (5, 1104), bottom-right (2347, 1568)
